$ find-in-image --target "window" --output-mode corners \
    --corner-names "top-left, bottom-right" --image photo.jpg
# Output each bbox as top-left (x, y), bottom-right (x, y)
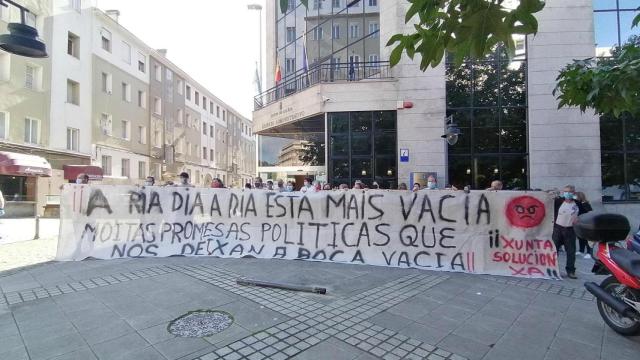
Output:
top-left (67, 32), bottom-right (79, 58)
top-left (209, 101), bottom-right (214, 114)
top-left (137, 52), bottom-right (146, 73)
top-left (0, 112), bottom-right (7, 139)
top-left (368, 54), bottom-right (379, 63)
top-left (216, 106), bottom-right (220, 117)
top-left (121, 159), bottom-right (130, 177)
top-left (138, 161), bottom-right (146, 179)
top-left (121, 120), bottom-right (130, 140)
top-left (70, 0), bottom-right (81, 11)
top-left (203, 146), bottom-right (207, 159)
top-left (66, 79), bottom-right (80, 105)
top-left (101, 28), bottom-right (112, 52)
top-left (446, 44), bottom-right (528, 190)
top-left (66, 127), bottom-right (79, 151)
top-left (102, 155), bottom-right (112, 176)
top-left (166, 69), bottom-right (173, 80)
top-left (153, 97), bottom-right (162, 115)
top-left (313, 0), bottom-right (322, 9)
top-left (333, 0), bottom-right (341, 8)
top-left (25, 65), bottom-right (35, 89)
top-left (177, 79), bottom-right (184, 94)
top-left (210, 149), bottom-right (214, 160)
top-left (203, 96), bottom-right (207, 110)
top-left (138, 125), bottom-right (146, 144)
top-left (24, 117), bottom-right (39, 144)
top-left (332, 24), bottom-right (340, 39)
top-left (195, 91), bottom-right (200, 105)
top-left (0, 51), bottom-right (9, 81)
top-left (368, 0), bottom-right (377, 5)
top-left (154, 130), bottom-right (161, 147)
top-left (285, 58), bottom-right (296, 74)
top-left (121, 41), bottom-right (131, 64)
top-left (313, 27), bottom-right (324, 40)
top-left (288, 0), bottom-right (296, 11)
top-left (350, 24), bottom-right (360, 38)
top-left (100, 113), bottom-right (112, 136)
top-left (186, 85), bottom-right (191, 100)
top-left (368, 22), bottom-right (379, 37)
top-left (210, 125), bottom-right (214, 137)
top-left (137, 90), bottom-right (146, 108)
top-left (187, 141), bottom-right (192, 156)
top-left (203, 122), bottom-right (207, 135)
top-left (186, 113), bottom-right (191, 127)
top-left (101, 72), bottom-right (112, 93)
top-left (154, 64), bottom-right (162, 81)
top-left (287, 27), bottom-right (296, 43)
top-left (121, 82), bottom-right (131, 102)
top-left (594, 1), bottom-right (640, 55)
top-left (223, 110), bottom-right (226, 121)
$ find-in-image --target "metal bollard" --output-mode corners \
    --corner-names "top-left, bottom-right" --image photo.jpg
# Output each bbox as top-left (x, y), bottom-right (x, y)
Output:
top-left (34, 215), bottom-right (40, 240)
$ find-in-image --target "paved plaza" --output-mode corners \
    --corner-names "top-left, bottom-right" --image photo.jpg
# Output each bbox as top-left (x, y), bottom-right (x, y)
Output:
top-left (0, 239), bottom-right (639, 360)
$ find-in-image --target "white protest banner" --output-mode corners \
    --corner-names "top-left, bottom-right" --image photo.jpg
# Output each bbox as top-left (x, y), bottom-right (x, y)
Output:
top-left (57, 186), bottom-right (560, 279)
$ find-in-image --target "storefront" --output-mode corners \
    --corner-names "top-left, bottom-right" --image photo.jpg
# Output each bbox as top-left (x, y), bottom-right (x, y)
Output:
top-left (0, 151), bottom-right (52, 217)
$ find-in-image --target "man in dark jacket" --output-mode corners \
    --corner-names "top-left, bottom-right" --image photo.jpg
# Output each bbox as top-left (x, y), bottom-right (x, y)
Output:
top-left (553, 185), bottom-right (587, 279)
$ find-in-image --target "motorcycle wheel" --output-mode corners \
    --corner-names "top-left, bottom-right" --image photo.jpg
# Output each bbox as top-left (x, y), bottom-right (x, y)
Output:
top-left (596, 276), bottom-right (640, 336)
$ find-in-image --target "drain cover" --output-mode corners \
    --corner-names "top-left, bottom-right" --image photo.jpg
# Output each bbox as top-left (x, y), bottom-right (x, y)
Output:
top-left (168, 310), bottom-right (233, 338)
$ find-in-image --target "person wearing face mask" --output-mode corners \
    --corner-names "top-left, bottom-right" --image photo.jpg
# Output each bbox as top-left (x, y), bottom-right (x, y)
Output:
top-left (284, 181), bottom-right (295, 192)
top-left (76, 173), bottom-right (89, 185)
top-left (177, 172), bottom-right (194, 187)
top-left (276, 179), bottom-right (285, 192)
top-left (412, 183), bottom-right (421, 192)
top-left (552, 185), bottom-right (587, 279)
top-left (424, 175), bottom-right (438, 190)
top-left (300, 177), bottom-right (315, 193)
top-left (143, 176), bottom-right (155, 187)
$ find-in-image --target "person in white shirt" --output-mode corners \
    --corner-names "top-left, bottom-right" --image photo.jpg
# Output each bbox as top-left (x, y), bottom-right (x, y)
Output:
top-left (552, 185), bottom-right (586, 279)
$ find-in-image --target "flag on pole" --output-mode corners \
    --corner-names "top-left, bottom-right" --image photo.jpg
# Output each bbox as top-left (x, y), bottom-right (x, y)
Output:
top-left (275, 59), bottom-right (282, 83)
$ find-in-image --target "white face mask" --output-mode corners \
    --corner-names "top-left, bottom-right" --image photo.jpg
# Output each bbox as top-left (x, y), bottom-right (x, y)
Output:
top-left (181, 178), bottom-right (188, 184)
top-left (144, 181), bottom-right (153, 186)
top-left (286, 185), bottom-right (294, 191)
top-left (76, 179), bottom-right (83, 184)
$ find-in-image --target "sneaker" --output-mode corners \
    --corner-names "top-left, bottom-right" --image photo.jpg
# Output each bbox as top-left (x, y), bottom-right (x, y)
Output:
top-left (567, 272), bottom-right (577, 279)
top-left (583, 253), bottom-right (592, 259)
top-left (575, 252), bottom-right (582, 256)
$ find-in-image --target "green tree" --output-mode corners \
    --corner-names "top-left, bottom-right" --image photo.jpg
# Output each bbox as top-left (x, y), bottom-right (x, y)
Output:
top-left (554, 34), bottom-right (640, 117)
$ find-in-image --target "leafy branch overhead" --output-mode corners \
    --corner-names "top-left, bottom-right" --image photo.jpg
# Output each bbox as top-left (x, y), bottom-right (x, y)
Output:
top-left (386, 0), bottom-right (546, 69)
top-left (554, 26), bottom-right (640, 117)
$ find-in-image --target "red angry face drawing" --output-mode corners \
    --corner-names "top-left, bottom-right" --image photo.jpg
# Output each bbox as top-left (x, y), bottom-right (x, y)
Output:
top-left (506, 196), bottom-right (546, 228)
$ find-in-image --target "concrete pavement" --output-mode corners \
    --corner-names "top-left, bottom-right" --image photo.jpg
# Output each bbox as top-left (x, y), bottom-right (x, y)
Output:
top-left (1, 250), bottom-right (639, 360)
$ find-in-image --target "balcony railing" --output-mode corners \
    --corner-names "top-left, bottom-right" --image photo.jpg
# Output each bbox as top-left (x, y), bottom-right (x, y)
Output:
top-left (254, 61), bottom-right (391, 110)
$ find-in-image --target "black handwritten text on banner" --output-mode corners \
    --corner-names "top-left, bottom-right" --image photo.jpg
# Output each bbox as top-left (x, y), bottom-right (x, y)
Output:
top-left (57, 186), bottom-right (559, 279)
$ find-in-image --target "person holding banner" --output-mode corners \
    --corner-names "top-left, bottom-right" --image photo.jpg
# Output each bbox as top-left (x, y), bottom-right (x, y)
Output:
top-left (552, 185), bottom-right (587, 279)
top-left (177, 172), bottom-right (194, 187)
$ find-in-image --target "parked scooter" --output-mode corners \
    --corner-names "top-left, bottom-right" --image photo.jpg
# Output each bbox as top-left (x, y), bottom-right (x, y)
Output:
top-left (627, 228), bottom-right (640, 254)
top-left (575, 213), bottom-right (640, 335)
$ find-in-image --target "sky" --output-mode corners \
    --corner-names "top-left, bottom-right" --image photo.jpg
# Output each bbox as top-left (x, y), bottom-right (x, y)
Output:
top-left (95, 0), bottom-right (265, 119)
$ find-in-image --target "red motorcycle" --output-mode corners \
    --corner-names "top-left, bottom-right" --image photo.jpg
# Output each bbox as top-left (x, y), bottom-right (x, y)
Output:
top-left (576, 213), bottom-right (640, 335)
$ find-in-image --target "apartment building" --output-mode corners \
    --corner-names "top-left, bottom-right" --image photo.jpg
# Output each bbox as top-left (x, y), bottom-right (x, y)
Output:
top-left (0, 0), bottom-right (255, 216)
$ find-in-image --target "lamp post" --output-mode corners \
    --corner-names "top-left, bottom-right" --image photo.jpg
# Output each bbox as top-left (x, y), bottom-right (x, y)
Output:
top-left (248, 4), bottom-right (263, 94)
top-left (0, 0), bottom-right (48, 57)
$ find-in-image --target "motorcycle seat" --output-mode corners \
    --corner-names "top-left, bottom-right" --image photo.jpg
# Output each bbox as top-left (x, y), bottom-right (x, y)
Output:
top-left (610, 248), bottom-right (640, 278)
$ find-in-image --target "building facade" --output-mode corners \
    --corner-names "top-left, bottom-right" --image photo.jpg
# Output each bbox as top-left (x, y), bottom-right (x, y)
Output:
top-left (0, 0), bottom-right (255, 216)
top-left (254, 0), bottom-right (640, 222)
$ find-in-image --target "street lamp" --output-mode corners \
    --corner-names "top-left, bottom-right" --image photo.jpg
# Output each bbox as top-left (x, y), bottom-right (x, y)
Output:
top-left (441, 115), bottom-right (462, 146)
top-left (248, 4), bottom-right (263, 94)
top-left (0, 0), bottom-right (47, 58)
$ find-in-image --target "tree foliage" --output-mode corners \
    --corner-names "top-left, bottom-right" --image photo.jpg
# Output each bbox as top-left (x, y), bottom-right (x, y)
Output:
top-left (554, 34), bottom-right (640, 118)
top-left (386, 0), bottom-right (545, 69)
